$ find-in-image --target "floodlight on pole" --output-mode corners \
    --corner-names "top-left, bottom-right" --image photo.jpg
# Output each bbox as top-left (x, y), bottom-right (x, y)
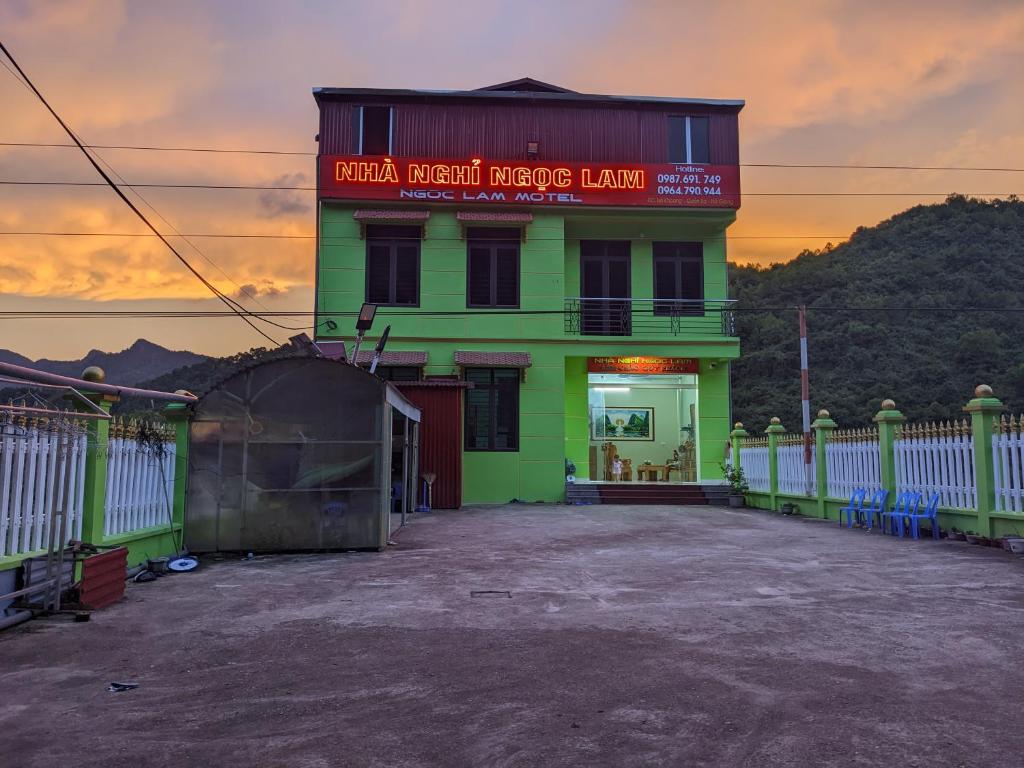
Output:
top-left (349, 303), bottom-right (377, 366)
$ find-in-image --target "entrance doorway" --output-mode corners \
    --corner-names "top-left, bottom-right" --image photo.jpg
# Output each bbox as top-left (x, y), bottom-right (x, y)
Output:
top-left (587, 373), bottom-right (698, 483)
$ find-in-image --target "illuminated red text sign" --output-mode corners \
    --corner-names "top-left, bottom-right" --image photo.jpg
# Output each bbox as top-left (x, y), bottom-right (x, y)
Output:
top-left (318, 155), bottom-right (740, 209)
top-left (588, 357), bottom-right (700, 374)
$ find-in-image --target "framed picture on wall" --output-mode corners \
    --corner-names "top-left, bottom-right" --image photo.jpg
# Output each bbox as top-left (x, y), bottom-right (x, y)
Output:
top-left (591, 407), bottom-right (654, 441)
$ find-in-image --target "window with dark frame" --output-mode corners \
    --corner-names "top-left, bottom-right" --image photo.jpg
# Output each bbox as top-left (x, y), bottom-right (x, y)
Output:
top-left (653, 242), bottom-right (704, 317)
top-left (353, 105), bottom-right (393, 156)
top-left (667, 116), bottom-right (711, 164)
top-left (365, 224), bottom-right (420, 306)
top-left (466, 227), bottom-right (521, 308)
top-left (371, 366), bottom-right (421, 382)
top-left (464, 368), bottom-right (520, 451)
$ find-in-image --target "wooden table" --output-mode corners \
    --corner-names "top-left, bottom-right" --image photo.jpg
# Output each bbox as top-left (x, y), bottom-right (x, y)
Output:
top-left (636, 464), bottom-right (666, 482)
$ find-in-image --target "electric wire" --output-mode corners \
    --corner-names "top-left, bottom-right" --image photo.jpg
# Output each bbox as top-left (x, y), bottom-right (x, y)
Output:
top-left (0, 47), bottom-right (314, 334)
top-left (0, 231), bottom-right (855, 240)
top-left (5, 306), bottom-right (1024, 320)
top-left (2, 141), bottom-right (1023, 173)
top-left (0, 180), bottom-right (1018, 196)
top-left (0, 39), bottom-right (281, 345)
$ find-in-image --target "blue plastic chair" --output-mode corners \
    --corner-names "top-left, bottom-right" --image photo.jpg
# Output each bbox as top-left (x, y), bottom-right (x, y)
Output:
top-left (860, 489), bottom-right (890, 531)
top-left (901, 493), bottom-right (941, 540)
top-left (839, 488), bottom-right (867, 528)
top-left (882, 492), bottom-right (922, 536)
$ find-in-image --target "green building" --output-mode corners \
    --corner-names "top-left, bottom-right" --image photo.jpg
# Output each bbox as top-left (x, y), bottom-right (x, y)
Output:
top-left (312, 78), bottom-right (743, 505)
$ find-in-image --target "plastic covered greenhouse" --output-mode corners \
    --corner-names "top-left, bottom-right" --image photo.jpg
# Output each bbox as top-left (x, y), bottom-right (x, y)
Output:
top-left (185, 356), bottom-right (421, 552)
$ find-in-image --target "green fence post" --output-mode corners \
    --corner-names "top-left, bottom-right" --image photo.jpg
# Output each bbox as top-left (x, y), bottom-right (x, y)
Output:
top-left (75, 368), bottom-right (117, 547)
top-left (729, 421), bottom-right (748, 504)
top-left (163, 397), bottom-right (191, 533)
top-left (873, 398), bottom-right (904, 505)
top-left (729, 421), bottom-right (748, 470)
top-left (812, 409), bottom-right (836, 519)
top-left (964, 384), bottom-right (1003, 538)
top-left (766, 417), bottom-right (785, 511)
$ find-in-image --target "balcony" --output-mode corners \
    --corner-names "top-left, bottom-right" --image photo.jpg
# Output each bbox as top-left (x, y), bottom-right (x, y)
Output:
top-left (564, 298), bottom-right (736, 337)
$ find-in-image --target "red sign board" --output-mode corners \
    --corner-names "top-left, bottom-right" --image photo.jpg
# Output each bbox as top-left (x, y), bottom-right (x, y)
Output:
top-left (588, 357), bottom-right (700, 374)
top-left (318, 155), bottom-right (740, 209)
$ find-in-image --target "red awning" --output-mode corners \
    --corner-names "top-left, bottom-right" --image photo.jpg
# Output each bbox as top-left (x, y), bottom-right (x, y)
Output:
top-left (453, 351), bottom-right (532, 369)
top-left (353, 209), bottom-right (431, 221)
top-left (354, 351), bottom-right (428, 366)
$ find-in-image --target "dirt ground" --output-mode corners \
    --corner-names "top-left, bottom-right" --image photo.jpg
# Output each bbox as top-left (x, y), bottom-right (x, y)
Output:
top-left (3, 504), bottom-right (1024, 768)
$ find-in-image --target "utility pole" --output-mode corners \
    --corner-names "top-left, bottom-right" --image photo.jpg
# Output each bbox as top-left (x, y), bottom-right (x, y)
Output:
top-left (798, 305), bottom-right (813, 495)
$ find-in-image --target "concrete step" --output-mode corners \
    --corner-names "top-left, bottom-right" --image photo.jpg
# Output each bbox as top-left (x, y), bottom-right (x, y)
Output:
top-left (566, 482), bottom-right (710, 506)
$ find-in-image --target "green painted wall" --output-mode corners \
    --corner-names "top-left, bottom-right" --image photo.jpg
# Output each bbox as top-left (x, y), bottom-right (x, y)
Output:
top-left (318, 204), bottom-right (739, 503)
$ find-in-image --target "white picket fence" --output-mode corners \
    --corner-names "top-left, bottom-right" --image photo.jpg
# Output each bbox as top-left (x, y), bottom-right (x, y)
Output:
top-left (741, 439), bottom-right (770, 492)
top-left (993, 415), bottom-right (1024, 513)
top-left (777, 436), bottom-right (816, 495)
top-left (826, 429), bottom-right (882, 499)
top-left (104, 419), bottom-right (177, 536)
top-left (0, 421), bottom-right (87, 558)
top-left (895, 421), bottom-right (976, 510)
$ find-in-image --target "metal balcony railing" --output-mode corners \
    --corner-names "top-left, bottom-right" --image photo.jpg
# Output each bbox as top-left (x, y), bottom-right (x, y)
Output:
top-left (564, 298), bottom-right (737, 337)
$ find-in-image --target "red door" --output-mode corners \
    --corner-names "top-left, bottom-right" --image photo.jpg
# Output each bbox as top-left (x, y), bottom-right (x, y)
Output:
top-left (395, 383), bottom-right (465, 509)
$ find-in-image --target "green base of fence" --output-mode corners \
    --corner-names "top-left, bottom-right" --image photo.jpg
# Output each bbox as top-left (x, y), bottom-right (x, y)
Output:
top-left (0, 524), bottom-right (183, 575)
top-left (747, 490), bottom-right (1024, 539)
top-left (103, 525), bottom-right (183, 568)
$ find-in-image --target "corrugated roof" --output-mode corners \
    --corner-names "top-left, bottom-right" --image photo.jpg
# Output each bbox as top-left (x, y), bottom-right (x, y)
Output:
top-left (456, 212), bottom-right (533, 223)
top-left (313, 86), bottom-right (744, 110)
top-left (454, 351), bottom-right (532, 368)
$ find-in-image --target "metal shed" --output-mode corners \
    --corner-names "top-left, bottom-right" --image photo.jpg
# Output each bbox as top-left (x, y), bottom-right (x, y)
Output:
top-left (185, 356), bottom-right (420, 553)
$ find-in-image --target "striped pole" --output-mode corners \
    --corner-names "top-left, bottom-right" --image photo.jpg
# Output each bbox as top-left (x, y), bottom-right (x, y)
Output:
top-left (799, 306), bottom-right (813, 495)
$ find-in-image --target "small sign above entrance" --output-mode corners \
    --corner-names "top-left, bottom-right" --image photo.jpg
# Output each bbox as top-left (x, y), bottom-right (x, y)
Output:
top-left (587, 357), bottom-right (699, 375)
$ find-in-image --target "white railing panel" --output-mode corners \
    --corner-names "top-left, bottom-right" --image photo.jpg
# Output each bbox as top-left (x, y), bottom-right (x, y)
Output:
top-left (826, 432), bottom-right (881, 500)
top-left (895, 423), bottom-right (975, 509)
top-left (0, 422), bottom-right (88, 558)
top-left (102, 420), bottom-right (176, 537)
top-left (994, 418), bottom-right (1024, 513)
top-left (777, 439), bottom-right (816, 496)
top-left (741, 443), bottom-right (770, 492)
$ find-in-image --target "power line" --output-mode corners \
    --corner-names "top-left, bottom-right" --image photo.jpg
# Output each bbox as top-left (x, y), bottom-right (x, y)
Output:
top-left (0, 230), bottom-right (856, 240)
top-left (6, 306), bottom-right (1024, 319)
top-left (2, 141), bottom-right (1023, 173)
top-left (0, 180), bottom-right (1019, 196)
top-left (0, 39), bottom-right (280, 346)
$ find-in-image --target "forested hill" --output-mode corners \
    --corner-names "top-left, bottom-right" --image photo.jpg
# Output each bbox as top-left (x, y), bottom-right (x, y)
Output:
top-left (730, 196), bottom-right (1024, 431)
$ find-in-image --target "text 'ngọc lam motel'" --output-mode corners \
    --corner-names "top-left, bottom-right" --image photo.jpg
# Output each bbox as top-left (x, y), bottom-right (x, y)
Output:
top-left (313, 78), bottom-right (743, 506)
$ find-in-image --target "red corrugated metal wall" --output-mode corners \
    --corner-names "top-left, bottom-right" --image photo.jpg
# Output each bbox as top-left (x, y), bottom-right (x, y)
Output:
top-left (396, 384), bottom-right (463, 509)
top-left (318, 101), bottom-right (739, 164)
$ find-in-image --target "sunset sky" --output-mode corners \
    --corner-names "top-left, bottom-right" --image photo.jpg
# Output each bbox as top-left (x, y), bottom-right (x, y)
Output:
top-left (2, 0), bottom-right (1022, 360)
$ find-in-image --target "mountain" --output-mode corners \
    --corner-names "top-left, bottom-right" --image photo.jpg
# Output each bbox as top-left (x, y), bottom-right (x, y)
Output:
top-left (730, 195), bottom-right (1024, 431)
top-left (0, 339), bottom-right (209, 387)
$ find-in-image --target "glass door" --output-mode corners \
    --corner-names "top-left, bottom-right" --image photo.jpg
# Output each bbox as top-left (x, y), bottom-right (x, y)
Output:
top-left (580, 241), bottom-right (631, 336)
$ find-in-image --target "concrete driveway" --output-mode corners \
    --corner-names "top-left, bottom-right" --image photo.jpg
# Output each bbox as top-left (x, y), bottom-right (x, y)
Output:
top-left (3, 504), bottom-right (1024, 767)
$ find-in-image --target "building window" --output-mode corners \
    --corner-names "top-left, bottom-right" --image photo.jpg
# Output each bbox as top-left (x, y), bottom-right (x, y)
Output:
top-left (365, 225), bottom-right (420, 306)
top-left (353, 106), bottom-right (393, 155)
top-left (667, 116), bottom-right (710, 164)
top-left (464, 368), bottom-right (520, 451)
top-left (653, 242), bottom-right (703, 316)
top-left (466, 227), bottom-right (520, 308)
top-left (373, 366), bottom-right (421, 382)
